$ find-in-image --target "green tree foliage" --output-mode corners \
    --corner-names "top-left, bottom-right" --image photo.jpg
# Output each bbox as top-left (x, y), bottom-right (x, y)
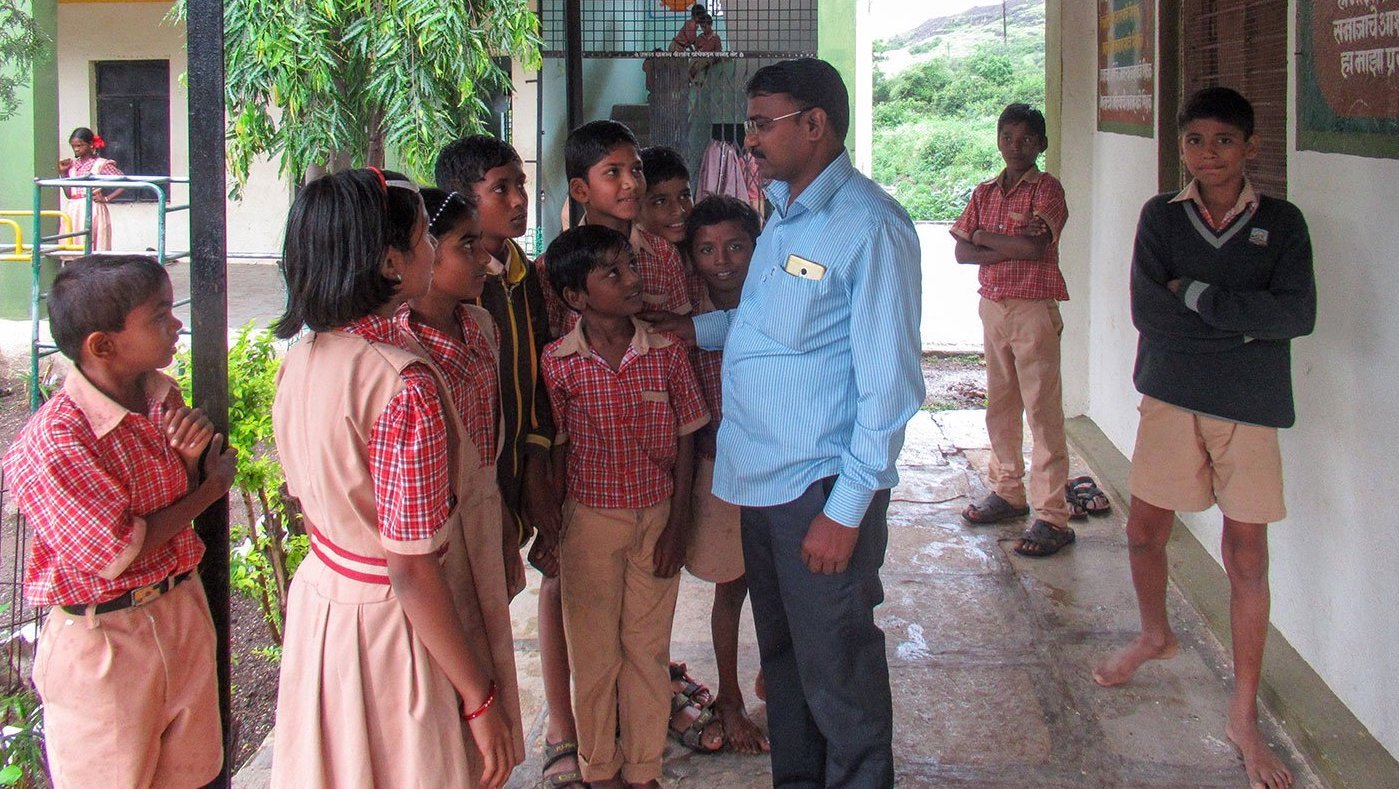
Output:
top-left (170, 0), bottom-right (542, 191)
top-left (0, 0), bottom-right (48, 122)
top-left (874, 20), bottom-right (1046, 221)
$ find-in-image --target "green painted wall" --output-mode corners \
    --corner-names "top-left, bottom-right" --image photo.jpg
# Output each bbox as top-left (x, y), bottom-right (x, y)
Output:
top-left (818, 0), bottom-right (859, 162)
top-left (0, 0), bottom-right (59, 215)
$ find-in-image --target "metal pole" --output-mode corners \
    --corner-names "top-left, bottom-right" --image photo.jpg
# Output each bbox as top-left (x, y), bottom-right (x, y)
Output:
top-left (566, 0), bottom-right (583, 228)
top-left (187, 0), bottom-right (231, 783)
top-left (30, 183), bottom-right (42, 411)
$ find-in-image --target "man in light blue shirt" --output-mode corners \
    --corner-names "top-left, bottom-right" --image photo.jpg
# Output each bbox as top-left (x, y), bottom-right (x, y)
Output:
top-left (659, 58), bottom-right (922, 787)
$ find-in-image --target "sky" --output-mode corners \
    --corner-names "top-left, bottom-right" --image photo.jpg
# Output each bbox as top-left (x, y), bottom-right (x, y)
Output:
top-left (867, 0), bottom-right (996, 42)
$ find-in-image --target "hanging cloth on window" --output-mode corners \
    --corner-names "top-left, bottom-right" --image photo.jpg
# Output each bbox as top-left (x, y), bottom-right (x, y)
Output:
top-left (697, 140), bottom-right (747, 203)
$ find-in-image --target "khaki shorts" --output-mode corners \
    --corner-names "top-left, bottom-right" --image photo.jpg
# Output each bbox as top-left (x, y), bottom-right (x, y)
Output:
top-left (686, 457), bottom-right (744, 584)
top-left (34, 576), bottom-right (222, 789)
top-left (1129, 395), bottom-right (1286, 524)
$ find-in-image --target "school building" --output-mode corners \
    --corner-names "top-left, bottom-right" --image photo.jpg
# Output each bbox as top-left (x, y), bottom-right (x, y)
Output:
top-left (1, 0), bottom-right (1396, 782)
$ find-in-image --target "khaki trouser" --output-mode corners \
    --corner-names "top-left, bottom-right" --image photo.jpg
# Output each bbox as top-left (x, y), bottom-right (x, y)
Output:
top-left (980, 297), bottom-right (1071, 526)
top-left (560, 499), bottom-right (680, 784)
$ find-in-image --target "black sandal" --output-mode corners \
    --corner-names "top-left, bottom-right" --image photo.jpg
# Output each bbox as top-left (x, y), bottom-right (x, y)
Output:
top-left (1067, 476), bottom-right (1111, 516)
top-left (962, 493), bottom-right (1031, 524)
top-left (1014, 520), bottom-right (1076, 557)
top-left (534, 739), bottom-right (585, 789)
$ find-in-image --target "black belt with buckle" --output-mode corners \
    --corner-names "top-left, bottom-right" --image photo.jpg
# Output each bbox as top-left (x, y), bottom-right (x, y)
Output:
top-left (60, 570), bottom-right (194, 616)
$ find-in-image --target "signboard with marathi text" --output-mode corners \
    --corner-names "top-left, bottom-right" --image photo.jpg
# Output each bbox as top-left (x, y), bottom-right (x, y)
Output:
top-left (1098, 0), bottom-right (1155, 136)
top-left (1298, 0), bottom-right (1399, 158)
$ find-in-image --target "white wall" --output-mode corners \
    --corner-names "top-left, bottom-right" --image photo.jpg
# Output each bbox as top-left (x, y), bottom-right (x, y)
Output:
top-left (1052, 0), bottom-right (1399, 758)
top-left (57, 2), bottom-right (288, 260)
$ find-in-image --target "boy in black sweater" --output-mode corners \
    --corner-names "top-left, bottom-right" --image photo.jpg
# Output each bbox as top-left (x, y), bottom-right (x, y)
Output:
top-left (1093, 87), bottom-right (1314, 789)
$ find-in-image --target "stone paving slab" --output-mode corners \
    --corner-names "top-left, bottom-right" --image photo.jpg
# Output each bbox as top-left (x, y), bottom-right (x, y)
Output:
top-left (236, 410), bottom-right (1325, 788)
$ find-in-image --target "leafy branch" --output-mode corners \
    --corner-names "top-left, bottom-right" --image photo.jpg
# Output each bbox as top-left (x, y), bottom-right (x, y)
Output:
top-left (170, 0), bottom-right (542, 192)
top-left (0, 0), bottom-right (50, 122)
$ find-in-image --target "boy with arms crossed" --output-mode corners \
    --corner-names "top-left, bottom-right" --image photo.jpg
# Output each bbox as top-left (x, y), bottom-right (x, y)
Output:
top-left (1094, 87), bottom-right (1315, 789)
top-left (951, 103), bottom-right (1075, 557)
top-left (3, 255), bottom-right (237, 788)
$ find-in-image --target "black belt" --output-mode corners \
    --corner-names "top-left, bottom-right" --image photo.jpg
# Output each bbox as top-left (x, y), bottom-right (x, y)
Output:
top-left (60, 570), bottom-right (194, 616)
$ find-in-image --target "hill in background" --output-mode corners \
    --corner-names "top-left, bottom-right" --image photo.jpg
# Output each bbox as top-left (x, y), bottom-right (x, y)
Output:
top-left (873, 0), bottom-right (1046, 221)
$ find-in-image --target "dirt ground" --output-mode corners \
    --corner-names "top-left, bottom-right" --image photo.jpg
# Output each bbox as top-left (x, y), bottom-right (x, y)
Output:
top-left (921, 350), bottom-right (987, 411)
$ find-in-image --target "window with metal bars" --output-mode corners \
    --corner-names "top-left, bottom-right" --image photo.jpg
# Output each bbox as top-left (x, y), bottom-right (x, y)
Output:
top-left (539, 0), bottom-right (818, 58)
top-left (1176, 0), bottom-right (1288, 197)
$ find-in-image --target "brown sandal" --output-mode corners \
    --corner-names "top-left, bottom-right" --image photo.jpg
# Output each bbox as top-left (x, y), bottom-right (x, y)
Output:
top-left (963, 493), bottom-right (1031, 524)
top-left (1014, 520), bottom-right (1076, 557)
top-left (535, 739), bottom-right (585, 788)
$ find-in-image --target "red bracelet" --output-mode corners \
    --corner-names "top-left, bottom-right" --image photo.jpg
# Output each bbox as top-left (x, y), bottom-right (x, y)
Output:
top-left (463, 681), bottom-right (497, 721)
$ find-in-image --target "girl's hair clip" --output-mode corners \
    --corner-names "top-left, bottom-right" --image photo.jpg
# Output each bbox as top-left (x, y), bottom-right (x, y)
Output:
top-left (366, 166), bottom-right (418, 194)
top-left (367, 166), bottom-right (388, 193)
top-left (429, 191), bottom-right (462, 230)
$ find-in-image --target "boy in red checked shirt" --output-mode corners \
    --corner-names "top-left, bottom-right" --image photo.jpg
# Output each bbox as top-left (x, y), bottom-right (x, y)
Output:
top-left (2, 255), bottom-right (236, 789)
top-left (540, 226), bottom-right (708, 789)
top-left (538, 120), bottom-right (692, 339)
top-left (951, 103), bottom-right (1075, 558)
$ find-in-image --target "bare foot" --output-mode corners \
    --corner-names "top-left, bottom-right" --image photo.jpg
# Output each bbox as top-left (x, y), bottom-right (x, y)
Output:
top-left (713, 695), bottom-right (770, 754)
top-left (1092, 634), bottom-right (1178, 686)
top-left (1226, 718), bottom-right (1293, 789)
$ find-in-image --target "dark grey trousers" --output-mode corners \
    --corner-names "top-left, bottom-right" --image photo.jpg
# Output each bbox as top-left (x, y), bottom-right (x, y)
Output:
top-left (741, 478), bottom-right (894, 788)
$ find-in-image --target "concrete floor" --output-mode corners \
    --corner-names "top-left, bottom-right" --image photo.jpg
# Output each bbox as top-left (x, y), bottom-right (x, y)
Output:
top-left (234, 409), bottom-right (1323, 788)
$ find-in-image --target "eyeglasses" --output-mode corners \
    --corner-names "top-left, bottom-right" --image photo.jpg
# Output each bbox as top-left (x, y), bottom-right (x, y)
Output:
top-left (744, 108), bottom-right (810, 137)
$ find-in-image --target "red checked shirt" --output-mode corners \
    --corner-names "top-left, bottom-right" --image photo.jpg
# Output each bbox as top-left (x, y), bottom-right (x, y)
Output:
top-left (543, 318), bottom-right (709, 509)
top-left (690, 290), bottom-right (725, 460)
top-left (63, 155), bottom-right (123, 199)
top-left (950, 168), bottom-right (1070, 301)
top-left (536, 224), bottom-right (694, 338)
top-left (343, 314), bottom-right (454, 544)
top-left (2, 368), bottom-right (202, 607)
top-left (397, 305), bottom-right (500, 468)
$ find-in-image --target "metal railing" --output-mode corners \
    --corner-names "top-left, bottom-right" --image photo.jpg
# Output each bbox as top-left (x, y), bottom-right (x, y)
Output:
top-left (27, 176), bottom-right (192, 409)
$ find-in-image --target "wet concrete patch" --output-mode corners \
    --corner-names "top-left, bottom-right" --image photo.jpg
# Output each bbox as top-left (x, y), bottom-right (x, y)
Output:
top-left (892, 664), bottom-right (1054, 768)
top-left (884, 525), bottom-right (1001, 576)
top-left (880, 573), bottom-right (1036, 658)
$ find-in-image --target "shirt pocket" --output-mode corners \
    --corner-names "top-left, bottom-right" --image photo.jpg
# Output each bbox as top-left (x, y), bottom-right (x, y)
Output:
top-left (636, 389), bottom-right (677, 462)
top-left (755, 267), bottom-right (835, 352)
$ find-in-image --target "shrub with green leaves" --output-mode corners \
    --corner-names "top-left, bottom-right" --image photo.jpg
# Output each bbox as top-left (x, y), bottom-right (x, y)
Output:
top-left (0, 688), bottom-right (45, 787)
top-left (873, 10), bottom-right (1047, 221)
